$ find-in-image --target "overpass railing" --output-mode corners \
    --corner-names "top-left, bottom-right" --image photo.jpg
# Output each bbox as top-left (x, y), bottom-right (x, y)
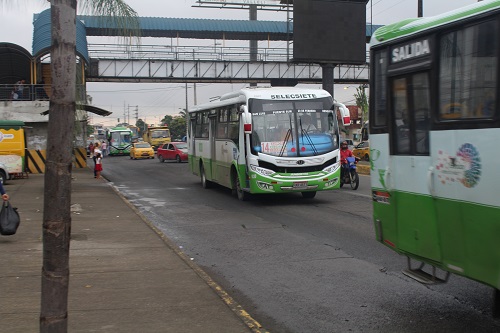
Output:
top-left (88, 43), bottom-right (370, 63)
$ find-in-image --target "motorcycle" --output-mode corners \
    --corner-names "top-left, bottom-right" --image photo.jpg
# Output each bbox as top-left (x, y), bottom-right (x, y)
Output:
top-left (340, 156), bottom-right (359, 190)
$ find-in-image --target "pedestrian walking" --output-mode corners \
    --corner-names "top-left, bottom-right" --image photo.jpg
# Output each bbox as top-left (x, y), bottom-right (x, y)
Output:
top-left (95, 153), bottom-right (103, 179)
top-left (101, 140), bottom-right (107, 157)
top-left (93, 142), bottom-right (102, 178)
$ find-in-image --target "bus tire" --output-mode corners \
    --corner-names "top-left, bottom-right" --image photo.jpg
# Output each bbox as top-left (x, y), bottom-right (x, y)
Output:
top-left (232, 170), bottom-right (249, 201)
top-left (200, 164), bottom-right (212, 189)
top-left (494, 289), bottom-right (500, 318)
top-left (301, 191), bottom-right (316, 199)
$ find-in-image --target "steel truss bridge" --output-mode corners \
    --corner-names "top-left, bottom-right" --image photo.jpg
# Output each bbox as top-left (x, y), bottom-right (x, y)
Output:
top-left (86, 43), bottom-right (369, 85)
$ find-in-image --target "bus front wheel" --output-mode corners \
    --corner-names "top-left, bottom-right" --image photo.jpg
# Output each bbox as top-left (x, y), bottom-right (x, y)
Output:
top-left (232, 171), bottom-right (249, 201)
top-left (301, 191), bottom-right (316, 199)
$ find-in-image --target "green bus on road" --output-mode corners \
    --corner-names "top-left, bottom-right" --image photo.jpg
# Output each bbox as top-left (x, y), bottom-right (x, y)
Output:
top-left (369, 0), bottom-right (500, 315)
top-left (187, 86), bottom-right (352, 200)
top-left (107, 127), bottom-right (133, 156)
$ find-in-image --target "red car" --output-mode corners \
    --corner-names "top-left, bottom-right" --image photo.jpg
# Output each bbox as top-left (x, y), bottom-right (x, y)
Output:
top-left (157, 142), bottom-right (188, 163)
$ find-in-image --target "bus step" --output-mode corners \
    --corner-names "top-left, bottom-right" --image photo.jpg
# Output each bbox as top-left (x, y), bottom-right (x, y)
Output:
top-left (402, 258), bottom-right (449, 285)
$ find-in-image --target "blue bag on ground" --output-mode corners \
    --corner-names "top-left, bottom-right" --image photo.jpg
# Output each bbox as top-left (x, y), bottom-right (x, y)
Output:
top-left (0, 201), bottom-right (20, 235)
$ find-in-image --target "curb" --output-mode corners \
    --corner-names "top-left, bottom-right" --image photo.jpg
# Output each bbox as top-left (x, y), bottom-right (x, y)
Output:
top-left (103, 172), bottom-right (269, 333)
top-left (357, 164), bottom-right (370, 175)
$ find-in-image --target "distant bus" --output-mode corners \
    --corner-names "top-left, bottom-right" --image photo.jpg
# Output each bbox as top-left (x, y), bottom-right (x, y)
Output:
top-left (142, 126), bottom-right (171, 150)
top-left (369, 0), bottom-right (500, 314)
top-left (187, 86), bottom-right (351, 200)
top-left (127, 125), bottom-right (140, 142)
top-left (107, 127), bottom-right (133, 156)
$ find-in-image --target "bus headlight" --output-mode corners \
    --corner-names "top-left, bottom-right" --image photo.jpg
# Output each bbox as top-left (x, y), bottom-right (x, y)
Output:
top-left (322, 163), bottom-right (340, 174)
top-left (249, 164), bottom-right (275, 177)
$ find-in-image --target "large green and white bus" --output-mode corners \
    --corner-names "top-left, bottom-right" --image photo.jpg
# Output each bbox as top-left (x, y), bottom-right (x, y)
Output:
top-left (369, 0), bottom-right (500, 315)
top-left (107, 126), bottom-right (133, 156)
top-left (187, 86), bottom-right (351, 200)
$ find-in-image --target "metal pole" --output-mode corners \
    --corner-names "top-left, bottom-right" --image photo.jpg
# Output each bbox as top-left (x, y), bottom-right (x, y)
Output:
top-left (250, 5), bottom-right (258, 87)
top-left (193, 83), bottom-right (197, 105)
top-left (322, 64), bottom-right (335, 99)
top-left (185, 83), bottom-right (189, 113)
top-left (418, 0), bottom-right (423, 17)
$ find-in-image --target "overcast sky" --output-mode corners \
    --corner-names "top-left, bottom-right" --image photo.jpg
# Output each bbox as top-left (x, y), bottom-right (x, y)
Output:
top-left (0, 0), bottom-right (479, 126)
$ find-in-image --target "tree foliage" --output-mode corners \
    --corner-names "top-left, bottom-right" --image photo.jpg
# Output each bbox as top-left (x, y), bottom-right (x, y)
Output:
top-left (169, 116), bottom-right (187, 140)
top-left (136, 118), bottom-right (147, 137)
top-left (354, 85), bottom-right (369, 125)
top-left (160, 114), bottom-right (173, 126)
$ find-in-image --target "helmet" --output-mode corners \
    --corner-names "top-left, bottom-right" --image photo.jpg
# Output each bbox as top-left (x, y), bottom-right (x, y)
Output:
top-left (341, 141), bottom-right (348, 150)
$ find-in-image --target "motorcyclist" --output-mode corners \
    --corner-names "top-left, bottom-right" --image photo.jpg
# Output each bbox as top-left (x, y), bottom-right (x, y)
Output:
top-left (340, 140), bottom-right (358, 179)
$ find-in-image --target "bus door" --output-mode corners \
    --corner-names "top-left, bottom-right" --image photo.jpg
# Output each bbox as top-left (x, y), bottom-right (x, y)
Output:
top-left (209, 112), bottom-right (218, 183)
top-left (389, 72), bottom-right (441, 262)
top-left (214, 108), bottom-right (236, 188)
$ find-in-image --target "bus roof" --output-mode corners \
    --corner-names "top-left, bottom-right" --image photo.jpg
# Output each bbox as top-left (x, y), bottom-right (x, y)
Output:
top-left (370, 0), bottom-right (500, 47)
top-left (189, 86), bottom-right (332, 113)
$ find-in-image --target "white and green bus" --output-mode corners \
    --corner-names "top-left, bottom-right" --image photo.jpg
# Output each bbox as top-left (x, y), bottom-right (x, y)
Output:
top-left (187, 86), bottom-right (351, 200)
top-left (369, 0), bottom-right (500, 315)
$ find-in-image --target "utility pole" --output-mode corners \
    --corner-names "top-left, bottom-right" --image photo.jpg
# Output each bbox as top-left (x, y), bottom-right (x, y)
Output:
top-left (134, 106), bottom-right (139, 124)
top-left (418, 0), bottom-right (423, 17)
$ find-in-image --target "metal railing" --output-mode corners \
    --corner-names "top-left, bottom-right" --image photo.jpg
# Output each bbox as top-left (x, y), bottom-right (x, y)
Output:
top-left (0, 84), bottom-right (86, 102)
top-left (87, 43), bottom-right (371, 64)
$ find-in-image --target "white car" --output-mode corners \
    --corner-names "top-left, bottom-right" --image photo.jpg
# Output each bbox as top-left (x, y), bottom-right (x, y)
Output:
top-left (344, 139), bottom-right (355, 151)
top-left (0, 162), bottom-right (11, 184)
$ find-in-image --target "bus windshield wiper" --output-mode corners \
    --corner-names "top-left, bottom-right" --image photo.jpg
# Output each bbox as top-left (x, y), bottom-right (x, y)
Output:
top-left (300, 119), bottom-right (318, 156)
top-left (279, 115), bottom-right (294, 157)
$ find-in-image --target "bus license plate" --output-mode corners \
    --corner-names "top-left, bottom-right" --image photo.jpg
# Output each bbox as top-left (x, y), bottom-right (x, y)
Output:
top-left (293, 181), bottom-right (308, 189)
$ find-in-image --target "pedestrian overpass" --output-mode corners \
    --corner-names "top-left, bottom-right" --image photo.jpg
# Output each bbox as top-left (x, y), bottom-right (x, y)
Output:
top-left (86, 43), bottom-right (369, 85)
top-left (31, 10), bottom-right (378, 85)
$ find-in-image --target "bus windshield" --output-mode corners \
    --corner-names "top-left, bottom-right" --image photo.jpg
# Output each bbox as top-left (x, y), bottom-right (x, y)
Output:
top-left (249, 97), bottom-right (338, 157)
top-left (111, 131), bottom-right (131, 144)
top-left (151, 130), bottom-right (170, 138)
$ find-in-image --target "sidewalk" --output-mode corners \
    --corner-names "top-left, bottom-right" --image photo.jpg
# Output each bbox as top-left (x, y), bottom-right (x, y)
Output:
top-left (0, 168), bottom-right (260, 333)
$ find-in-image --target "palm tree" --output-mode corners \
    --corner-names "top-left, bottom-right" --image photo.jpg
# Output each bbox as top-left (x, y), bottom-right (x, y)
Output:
top-left (0, 1), bottom-right (139, 332)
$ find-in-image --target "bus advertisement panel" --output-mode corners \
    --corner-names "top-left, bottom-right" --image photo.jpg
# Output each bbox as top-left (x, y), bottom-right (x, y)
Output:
top-left (369, 0), bottom-right (500, 314)
top-left (187, 86), bottom-right (351, 201)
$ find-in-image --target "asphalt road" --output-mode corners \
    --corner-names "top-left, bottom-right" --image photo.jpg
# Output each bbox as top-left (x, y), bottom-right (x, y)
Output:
top-left (101, 155), bottom-right (500, 333)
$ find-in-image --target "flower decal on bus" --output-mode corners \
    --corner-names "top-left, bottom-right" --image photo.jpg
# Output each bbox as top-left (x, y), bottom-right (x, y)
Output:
top-left (435, 143), bottom-right (481, 188)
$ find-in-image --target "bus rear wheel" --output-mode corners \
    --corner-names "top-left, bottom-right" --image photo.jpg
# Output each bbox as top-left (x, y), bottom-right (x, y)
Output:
top-left (200, 164), bottom-right (212, 189)
top-left (494, 288), bottom-right (500, 318)
top-left (301, 191), bottom-right (316, 199)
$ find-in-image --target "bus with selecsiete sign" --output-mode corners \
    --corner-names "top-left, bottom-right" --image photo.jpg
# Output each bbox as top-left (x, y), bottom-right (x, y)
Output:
top-left (369, 0), bottom-right (500, 315)
top-left (187, 86), bottom-right (351, 200)
top-left (107, 127), bottom-right (133, 156)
